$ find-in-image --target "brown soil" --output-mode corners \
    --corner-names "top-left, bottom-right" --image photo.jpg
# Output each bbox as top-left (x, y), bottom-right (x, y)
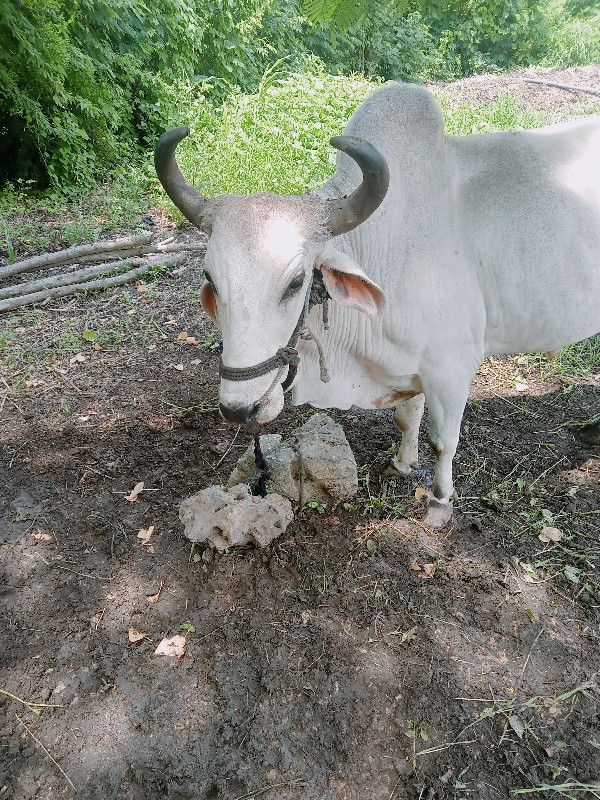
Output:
top-left (431, 64), bottom-right (600, 112)
top-left (1, 73), bottom-right (599, 800)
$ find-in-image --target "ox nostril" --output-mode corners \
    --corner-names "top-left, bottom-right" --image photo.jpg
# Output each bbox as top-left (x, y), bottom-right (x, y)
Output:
top-left (219, 402), bottom-right (260, 425)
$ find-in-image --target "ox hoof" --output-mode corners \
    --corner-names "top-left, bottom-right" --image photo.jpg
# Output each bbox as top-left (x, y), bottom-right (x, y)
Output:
top-left (382, 456), bottom-right (414, 479)
top-left (423, 497), bottom-right (453, 528)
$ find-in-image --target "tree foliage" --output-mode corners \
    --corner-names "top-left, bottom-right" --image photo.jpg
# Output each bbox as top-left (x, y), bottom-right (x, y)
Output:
top-left (0, 0), bottom-right (597, 190)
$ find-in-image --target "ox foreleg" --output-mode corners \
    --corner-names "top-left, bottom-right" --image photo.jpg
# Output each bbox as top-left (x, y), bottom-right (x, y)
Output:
top-left (422, 372), bottom-right (473, 527)
top-left (387, 394), bottom-right (425, 477)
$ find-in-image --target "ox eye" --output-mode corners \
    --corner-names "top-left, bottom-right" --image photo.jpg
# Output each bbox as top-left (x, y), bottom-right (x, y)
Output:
top-left (282, 272), bottom-right (305, 301)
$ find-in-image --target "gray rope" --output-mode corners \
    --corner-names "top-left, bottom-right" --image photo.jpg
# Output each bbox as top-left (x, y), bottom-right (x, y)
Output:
top-left (300, 327), bottom-right (330, 383)
top-left (219, 347), bottom-right (299, 382)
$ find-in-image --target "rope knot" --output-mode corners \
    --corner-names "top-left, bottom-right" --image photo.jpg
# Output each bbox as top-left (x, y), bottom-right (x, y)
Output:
top-left (276, 346), bottom-right (300, 370)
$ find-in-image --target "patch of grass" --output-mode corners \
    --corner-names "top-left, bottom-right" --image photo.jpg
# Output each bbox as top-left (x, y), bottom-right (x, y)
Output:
top-left (355, 472), bottom-right (410, 518)
top-left (159, 63), bottom-right (378, 200)
top-left (542, 1), bottom-right (600, 67)
top-left (544, 336), bottom-right (600, 378)
top-left (0, 165), bottom-right (152, 259)
top-left (436, 92), bottom-right (547, 135)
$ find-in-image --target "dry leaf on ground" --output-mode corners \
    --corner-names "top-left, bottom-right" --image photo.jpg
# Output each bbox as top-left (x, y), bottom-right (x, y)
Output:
top-left (177, 331), bottom-right (198, 345)
top-left (128, 627), bottom-right (148, 643)
top-left (154, 634), bottom-right (186, 658)
top-left (147, 584), bottom-right (163, 604)
top-left (137, 525), bottom-right (155, 546)
top-left (69, 353), bottom-right (86, 365)
top-left (539, 526), bottom-right (563, 543)
top-left (420, 563), bottom-right (437, 579)
top-left (125, 481), bottom-right (145, 502)
top-left (409, 561), bottom-right (437, 579)
top-left (414, 486), bottom-right (428, 503)
top-left (31, 530), bottom-right (53, 542)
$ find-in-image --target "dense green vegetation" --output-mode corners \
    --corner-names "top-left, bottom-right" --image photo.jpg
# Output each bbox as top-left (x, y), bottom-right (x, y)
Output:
top-left (0, 0), bottom-right (598, 191)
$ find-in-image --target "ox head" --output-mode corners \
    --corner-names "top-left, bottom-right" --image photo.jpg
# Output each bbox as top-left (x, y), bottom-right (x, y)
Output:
top-left (155, 127), bottom-right (389, 426)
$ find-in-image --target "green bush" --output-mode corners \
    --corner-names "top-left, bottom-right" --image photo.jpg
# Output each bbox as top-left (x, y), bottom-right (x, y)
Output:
top-left (163, 61), bottom-right (378, 197)
top-left (542, 0), bottom-right (600, 65)
top-left (0, 0), bottom-right (289, 189)
top-left (1, 0), bottom-right (599, 192)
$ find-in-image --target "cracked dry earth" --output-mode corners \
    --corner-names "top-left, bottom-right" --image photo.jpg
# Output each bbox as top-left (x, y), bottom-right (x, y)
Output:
top-left (1, 68), bottom-right (599, 800)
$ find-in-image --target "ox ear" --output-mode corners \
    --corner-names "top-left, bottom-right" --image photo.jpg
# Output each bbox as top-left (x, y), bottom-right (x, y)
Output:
top-left (200, 280), bottom-right (218, 323)
top-left (316, 245), bottom-right (385, 318)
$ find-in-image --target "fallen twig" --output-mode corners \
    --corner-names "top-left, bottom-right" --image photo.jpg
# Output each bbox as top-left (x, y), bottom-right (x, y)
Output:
top-left (0, 253), bottom-right (186, 312)
top-left (0, 258), bottom-right (137, 300)
top-left (0, 687), bottom-right (63, 711)
top-left (16, 714), bottom-right (76, 791)
top-left (524, 78), bottom-right (600, 97)
top-left (0, 233), bottom-right (153, 279)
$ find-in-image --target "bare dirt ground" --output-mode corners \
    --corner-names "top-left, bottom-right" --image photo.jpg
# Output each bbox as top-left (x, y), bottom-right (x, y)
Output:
top-left (1, 68), bottom-right (599, 800)
top-left (432, 63), bottom-right (600, 112)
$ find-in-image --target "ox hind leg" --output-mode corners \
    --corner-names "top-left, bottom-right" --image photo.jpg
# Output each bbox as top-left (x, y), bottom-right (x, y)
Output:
top-left (386, 394), bottom-right (425, 477)
top-left (421, 371), bottom-right (474, 527)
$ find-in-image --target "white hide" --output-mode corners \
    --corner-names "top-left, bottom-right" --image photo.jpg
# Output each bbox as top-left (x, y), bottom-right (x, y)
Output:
top-left (201, 83), bottom-right (600, 523)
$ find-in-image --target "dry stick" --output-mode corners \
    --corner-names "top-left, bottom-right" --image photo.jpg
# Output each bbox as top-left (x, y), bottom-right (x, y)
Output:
top-left (73, 242), bottom-right (206, 265)
top-left (0, 258), bottom-right (138, 300)
top-left (519, 626), bottom-right (545, 681)
top-left (523, 78), bottom-right (600, 97)
top-left (0, 253), bottom-right (186, 313)
top-left (0, 687), bottom-right (63, 711)
top-left (0, 243), bottom-right (200, 298)
top-left (0, 233), bottom-right (153, 279)
top-left (16, 714), bottom-right (76, 791)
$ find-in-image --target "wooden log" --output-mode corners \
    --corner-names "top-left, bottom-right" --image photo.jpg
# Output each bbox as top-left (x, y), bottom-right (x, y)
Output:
top-left (0, 253), bottom-right (186, 313)
top-left (0, 259), bottom-right (139, 300)
top-left (0, 234), bottom-right (153, 279)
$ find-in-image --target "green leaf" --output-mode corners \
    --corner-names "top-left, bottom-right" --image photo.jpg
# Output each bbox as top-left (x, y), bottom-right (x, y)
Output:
top-left (563, 565), bottom-right (582, 584)
top-left (508, 714), bottom-right (525, 739)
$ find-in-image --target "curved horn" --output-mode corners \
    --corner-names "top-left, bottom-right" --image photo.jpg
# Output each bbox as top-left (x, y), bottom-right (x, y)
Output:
top-left (154, 127), bottom-right (208, 228)
top-left (326, 136), bottom-right (390, 237)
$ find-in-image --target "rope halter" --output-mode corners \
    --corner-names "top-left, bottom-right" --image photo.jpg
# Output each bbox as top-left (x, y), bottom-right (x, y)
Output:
top-left (218, 270), bottom-right (331, 402)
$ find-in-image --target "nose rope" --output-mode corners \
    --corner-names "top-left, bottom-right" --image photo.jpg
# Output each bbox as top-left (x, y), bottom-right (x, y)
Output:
top-left (249, 433), bottom-right (271, 497)
top-left (219, 270), bottom-right (331, 402)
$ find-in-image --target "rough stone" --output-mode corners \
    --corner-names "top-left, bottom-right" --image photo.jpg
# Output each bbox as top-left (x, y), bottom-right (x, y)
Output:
top-left (227, 413), bottom-right (357, 507)
top-left (228, 434), bottom-right (299, 502)
top-left (179, 483), bottom-right (294, 551)
top-left (294, 413), bottom-right (358, 505)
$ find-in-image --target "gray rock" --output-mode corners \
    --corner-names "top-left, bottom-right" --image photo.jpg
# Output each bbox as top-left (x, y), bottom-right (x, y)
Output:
top-left (227, 413), bottom-right (358, 508)
top-left (228, 434), bottom-right (299, 503)
top-left (294, 413), bottom-right (358, 505)
top-left (180, 484), bottom-right (293, 551)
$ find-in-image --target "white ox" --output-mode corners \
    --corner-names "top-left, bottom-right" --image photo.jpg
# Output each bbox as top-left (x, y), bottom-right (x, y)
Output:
top-left (156, 83), bottom-right (600, 526)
